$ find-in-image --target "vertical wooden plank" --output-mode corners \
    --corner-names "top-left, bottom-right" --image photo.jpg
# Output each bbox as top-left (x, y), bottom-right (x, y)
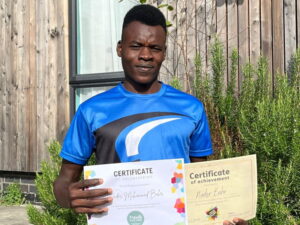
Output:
top-left (2, 0), bottom-right (13, 171)
top-left (164, 0), bottom-right (173, 82)
top-left (157, 0), bottom-right (169, 82)
top-left (261, 0), bottom-right (272, 76)
top-left (216, 0), bottom-right (228, 86)
top-left (163, 0), bottom-right (179, 84)
top-left (14, 0), bottom-right (21, 171)
top-left (176, 0), bottom-right (187, 90)
top-left (47, 0), bottom-right (58, 157)
top-left (238, 0), bottom-right (249, 87)
top-left (227, 0), bottom-right (238, 90)
top-left (25, 0), bottom-right (31, 171)
top-left (284, 0), bottom-right (297, 73)
top-left (0, 0), bottom-right (6, 170)
top-left (185, 0), bottom-right (197, 93)
top-left (272, 0), bottom-right (284, 75)
top-left (28, 0), bottom-right (37, 171)
top-left (195, 0), bottom-right (207, 75)
top-left (36, 0), bottom-right (47, 170)
top-left (15, 0), bottom-right (30, 171)
top-left (165, 0), bottom-right (179, 83)
top-left (56, 0), bottom-right (70, 143)
top-left (297, 0), bottom-right (300, 48)
top-left (3, 0), bottom-right (9, 170)
top-left (249, 0), bottom-right (260, 66)
top-left (206, 0), bottom-right (216, 76)
top-left (24, 0), bottom-right (30, 171)
top-left (8, 0), bottom-right (18, 170)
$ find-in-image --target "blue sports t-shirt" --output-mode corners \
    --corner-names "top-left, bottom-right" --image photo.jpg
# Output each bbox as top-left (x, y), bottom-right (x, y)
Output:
top-left (60, 83), bottom-right (213, 165)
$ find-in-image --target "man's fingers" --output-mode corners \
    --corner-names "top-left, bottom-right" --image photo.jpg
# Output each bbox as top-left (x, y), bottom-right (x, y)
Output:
top-left (223, 221), bottom-right (234, 225)
top-left (72, 197), bottom-right (112, 214)
top-left (74, 206), bottom-right (109, 214)
top-left (69, 187), bottom-right (112, 199)
top-left (71, 196), bottom-right (113, 208)
top-left (71, 178), bottom-right (103, 189)
top-left (67, 178), bottom-right (113, 213)
top-left (233, 218), bottom-right (248, 225)
top-left (223, 218), bottom-right (248, 225)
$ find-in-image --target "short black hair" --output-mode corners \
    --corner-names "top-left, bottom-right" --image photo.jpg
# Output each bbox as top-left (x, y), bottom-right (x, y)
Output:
top-left (122, 4), bottom-right (167, 33)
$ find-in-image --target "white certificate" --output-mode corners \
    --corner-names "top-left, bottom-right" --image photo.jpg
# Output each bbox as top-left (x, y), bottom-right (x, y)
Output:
top-left (185, 155), bottom-right (257, 225)
top-left (84, 159), bottom-right (187, 225)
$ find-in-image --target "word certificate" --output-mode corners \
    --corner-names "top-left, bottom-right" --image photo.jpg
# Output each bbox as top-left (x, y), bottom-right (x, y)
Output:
top-left (84, 159), bottom-right (187, 225)
top-left (185, 155), bottom-right (257, 225)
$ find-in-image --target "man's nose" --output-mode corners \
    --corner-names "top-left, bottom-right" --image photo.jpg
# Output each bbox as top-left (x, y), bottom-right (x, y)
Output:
top-left (138, 47), bottom-right (153, 61)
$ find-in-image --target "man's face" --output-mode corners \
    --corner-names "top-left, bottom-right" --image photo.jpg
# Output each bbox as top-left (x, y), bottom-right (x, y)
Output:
top-left (117, 21), bottom-right (166, 88)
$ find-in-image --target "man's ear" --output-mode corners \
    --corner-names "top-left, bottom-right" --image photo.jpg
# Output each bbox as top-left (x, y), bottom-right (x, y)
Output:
top-left (117, 40), bottom-right (122, 57)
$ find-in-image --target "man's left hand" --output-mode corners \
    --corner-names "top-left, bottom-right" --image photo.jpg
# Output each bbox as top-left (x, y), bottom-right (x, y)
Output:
top-left (223, 217), bottom-right (248, 225)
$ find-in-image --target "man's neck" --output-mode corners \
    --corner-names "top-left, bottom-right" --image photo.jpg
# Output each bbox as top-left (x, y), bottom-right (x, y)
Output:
top-left (122, 80), bottom-right (161, 94)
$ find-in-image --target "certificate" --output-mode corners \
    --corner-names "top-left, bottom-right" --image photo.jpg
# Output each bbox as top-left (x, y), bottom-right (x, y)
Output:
top-left (84, 159), bottom-right (187, 225)
top-left (185, 155), bottom-right (257, 225)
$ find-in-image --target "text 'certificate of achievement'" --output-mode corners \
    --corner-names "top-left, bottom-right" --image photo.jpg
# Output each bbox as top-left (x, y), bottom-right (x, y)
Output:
top-left (84, 159), bottom-right (187, 225)
top-left (185, 155), bottom-right (257, 225)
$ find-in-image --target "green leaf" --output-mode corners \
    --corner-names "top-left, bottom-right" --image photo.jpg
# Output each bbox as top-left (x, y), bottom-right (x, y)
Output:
top-left (166, 20), bottom-right (173, 27)
top-left (139, 0), bottom-right (147, 4)
top-left (167, 5), bottom-right (174, 11)
top-left (157, 4), bottom-right (174, 11)
top-left (158, 4), bottom-right (168, 8)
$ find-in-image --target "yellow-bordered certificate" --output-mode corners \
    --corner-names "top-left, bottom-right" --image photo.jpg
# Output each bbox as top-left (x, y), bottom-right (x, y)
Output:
top-left (185, 155), bottom-right (257, 225)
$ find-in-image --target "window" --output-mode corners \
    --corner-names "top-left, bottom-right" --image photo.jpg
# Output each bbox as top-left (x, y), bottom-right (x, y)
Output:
top-left (69, 0), bottom-right (139, 115)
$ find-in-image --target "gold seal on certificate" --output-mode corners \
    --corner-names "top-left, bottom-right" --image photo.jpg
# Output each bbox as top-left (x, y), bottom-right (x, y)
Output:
top-left (185, 155), bottom-right (257, 225)
top-left (84, 159), bottom-right (187, 225)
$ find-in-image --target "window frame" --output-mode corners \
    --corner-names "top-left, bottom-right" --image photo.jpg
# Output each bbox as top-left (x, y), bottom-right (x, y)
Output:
top-left (69, 0), bottom-right (125, 117)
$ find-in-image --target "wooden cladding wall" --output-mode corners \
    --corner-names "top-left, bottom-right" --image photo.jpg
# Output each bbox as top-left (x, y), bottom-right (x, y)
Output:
top-left (0, 0), bottom-right (299, 172)
top-left (0, 0), bottom-right (69, 172)
top-left (159, 0), bottom-right (300, 92)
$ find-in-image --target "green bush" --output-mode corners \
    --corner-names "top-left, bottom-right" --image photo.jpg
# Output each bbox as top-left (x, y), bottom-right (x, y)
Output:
top-left (194, 39), bottom-right (300, 224)
top-left (27, 141), bottom-right (87, 225)
top-left (0, 183), bottom-right (25, 206)
top-left (170, 77), bottom-right (183, 90)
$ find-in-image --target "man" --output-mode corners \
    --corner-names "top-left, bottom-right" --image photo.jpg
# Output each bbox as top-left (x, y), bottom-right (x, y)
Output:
top-left (54, 4), bottom-right (247, 225)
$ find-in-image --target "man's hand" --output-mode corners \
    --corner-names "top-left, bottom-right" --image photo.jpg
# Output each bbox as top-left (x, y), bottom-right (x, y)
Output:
top-left (68, 178), bottom-right (113, 214)
top-left (223, 217), bottom-right (248, 225)
top-left (53, 160), bottom-right (113, 214)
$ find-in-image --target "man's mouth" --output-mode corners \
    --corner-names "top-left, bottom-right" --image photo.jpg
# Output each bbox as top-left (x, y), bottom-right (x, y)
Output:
top-left (135, 65), bottom-right (154, 72)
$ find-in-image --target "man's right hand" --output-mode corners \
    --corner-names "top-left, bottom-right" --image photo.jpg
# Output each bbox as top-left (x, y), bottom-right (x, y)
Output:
top-left (53, 160), bottom-right (113, 214)
top-left (68, 178), bottom-right (113, 214)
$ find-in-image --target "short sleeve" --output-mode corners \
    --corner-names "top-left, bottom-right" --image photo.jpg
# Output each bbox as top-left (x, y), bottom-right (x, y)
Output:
top-left (60, 106), bottom-right (95, 165)
top-left (189, 103), bottom-right (213, 157)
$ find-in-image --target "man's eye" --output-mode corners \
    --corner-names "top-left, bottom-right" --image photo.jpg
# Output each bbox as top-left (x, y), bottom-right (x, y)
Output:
top-left (152, 47), bottom-right (162, 52)
top-left (130, 45), bottom-right (140, 49)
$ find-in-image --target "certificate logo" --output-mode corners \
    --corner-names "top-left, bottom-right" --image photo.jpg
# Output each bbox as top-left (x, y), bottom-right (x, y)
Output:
top-left (206, 206), bottom-right (218, 221)
top-left (127, 211), bottom-right (144, 225)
